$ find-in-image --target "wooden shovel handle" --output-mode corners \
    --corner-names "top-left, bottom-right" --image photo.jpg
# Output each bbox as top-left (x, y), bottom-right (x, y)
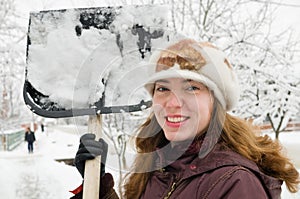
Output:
top-left (83, 115), bottom-right (102, 199)
top-left (83, 156), bottom-right (101, 198)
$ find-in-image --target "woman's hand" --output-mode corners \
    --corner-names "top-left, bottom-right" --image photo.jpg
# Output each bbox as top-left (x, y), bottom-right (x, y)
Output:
top-left (74, 133), bottom-right (108, 178)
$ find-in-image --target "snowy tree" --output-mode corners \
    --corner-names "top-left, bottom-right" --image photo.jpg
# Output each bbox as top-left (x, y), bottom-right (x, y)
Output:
top-left (0, 0), bottom-right (28, 129)
top-left (102, 111), bottom-right (147, 196)
top-left (232, 29), bottom-right (300, 139)
top-left (165, 0), bottom-right (300, 138)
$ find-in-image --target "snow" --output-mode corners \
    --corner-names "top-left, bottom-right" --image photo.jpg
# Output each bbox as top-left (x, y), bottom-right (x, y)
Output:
top-left (0, 126), bottom-right (299, 198)
top-left (0, 126), bottom-right (82, 199)
top-left (26, 5), bottom-right (169, 110)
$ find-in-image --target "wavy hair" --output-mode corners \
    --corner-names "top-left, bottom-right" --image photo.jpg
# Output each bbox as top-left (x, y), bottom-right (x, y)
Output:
top-left (123, 102), bottom-right (299, 198)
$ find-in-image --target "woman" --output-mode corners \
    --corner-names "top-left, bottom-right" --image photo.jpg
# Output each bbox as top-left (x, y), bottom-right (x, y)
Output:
top-left (71, 39), bottom-right (299, 199)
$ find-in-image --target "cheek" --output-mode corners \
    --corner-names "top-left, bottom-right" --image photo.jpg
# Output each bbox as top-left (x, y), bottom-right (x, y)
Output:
top-left (188, 95), bottom-right (211, 110)
top-left (192, 94), bottom-right (214, 120)
top-left (151, 99), bottom-right (165, 120)
top-left (152, 106), bottom-right (166, 128)
top-left (152, 96), bottom-right (163, 109)
top-left (152, 104), bottom-right (162, 116)
top-left (152, 94), bottom-right (169, 112)
top-left (152, 94), bottom-right (164, 106)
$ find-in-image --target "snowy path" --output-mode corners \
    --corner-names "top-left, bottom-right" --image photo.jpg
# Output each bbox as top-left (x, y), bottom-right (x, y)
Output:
top-left (1, 156), bottom-right (75, 199)
top-left (0, 126), bottom-right (82, 199)
top-left (0, 126), bottom-right (299, 198)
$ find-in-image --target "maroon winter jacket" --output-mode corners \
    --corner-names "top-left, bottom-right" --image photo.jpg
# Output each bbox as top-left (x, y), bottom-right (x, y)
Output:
top-left (141, 140), bottom-right (282, 199)
top-left (71, 138), bottom-right (282, 199)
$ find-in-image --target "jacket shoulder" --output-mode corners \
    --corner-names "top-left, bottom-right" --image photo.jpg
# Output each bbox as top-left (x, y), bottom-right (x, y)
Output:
top-left (190, 144), bottom-right (282, 198)
top-left (198, 165), bottom-right (269, 198)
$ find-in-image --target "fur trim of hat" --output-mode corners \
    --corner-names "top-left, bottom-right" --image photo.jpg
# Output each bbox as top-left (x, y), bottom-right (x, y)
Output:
top-left (144, 39), bottom-right (240, 111)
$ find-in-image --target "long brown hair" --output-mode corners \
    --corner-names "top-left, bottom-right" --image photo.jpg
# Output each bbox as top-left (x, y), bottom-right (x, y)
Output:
top-left (123, 103), bottom-right (299, 198)
top-left (123, 113), bottom-right (166, 199)
top-left (218, 105), bottom-right (300, 192)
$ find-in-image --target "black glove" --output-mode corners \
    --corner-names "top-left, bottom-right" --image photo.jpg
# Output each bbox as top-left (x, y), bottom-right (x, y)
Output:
top-left (74, 133), bottom-right (108, 178)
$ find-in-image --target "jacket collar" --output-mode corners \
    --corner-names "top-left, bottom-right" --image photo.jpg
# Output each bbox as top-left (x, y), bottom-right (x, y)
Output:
top-left (154, 133), bottom-right (206, 172)
top-left (154, 134), bottom-right (282, 189)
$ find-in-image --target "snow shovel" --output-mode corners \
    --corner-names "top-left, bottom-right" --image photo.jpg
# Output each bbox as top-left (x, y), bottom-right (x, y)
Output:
top-left (23, 5), bottom-right (170, 199)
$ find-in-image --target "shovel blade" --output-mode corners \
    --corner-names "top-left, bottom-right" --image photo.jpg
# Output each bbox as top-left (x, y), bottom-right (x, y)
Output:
top-left (24, 5), bottom-right (171, 118)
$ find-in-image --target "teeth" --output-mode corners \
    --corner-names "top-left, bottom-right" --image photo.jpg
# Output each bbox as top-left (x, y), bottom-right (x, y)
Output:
top-left (167, 117), bottom-right (187, 123)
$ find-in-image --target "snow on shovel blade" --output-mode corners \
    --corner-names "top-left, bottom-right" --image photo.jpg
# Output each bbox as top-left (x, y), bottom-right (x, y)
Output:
top-left (23, 5), bottom-right (171, 118)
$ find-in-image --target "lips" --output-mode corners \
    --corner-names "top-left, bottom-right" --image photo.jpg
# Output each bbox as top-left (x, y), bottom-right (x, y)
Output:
top-left (164, 115), bottom-right (189, 128)
top-left (166, 116), bottom-right (189, 123)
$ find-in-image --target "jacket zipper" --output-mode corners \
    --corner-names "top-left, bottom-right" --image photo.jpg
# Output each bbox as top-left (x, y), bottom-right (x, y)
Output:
top-left (164, 176), bottom-right (183, 199)
top-left (163, 181), bottom-right (177, 199)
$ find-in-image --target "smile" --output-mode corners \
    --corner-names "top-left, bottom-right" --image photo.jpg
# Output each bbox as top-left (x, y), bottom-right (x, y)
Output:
top-left (166, 116), bottom-right (189, 123)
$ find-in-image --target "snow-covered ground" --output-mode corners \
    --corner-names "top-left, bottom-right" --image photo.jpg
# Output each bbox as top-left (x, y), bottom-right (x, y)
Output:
top-left (0, 126), bottom-right (82, 199)
top-left (0, 126), bottom-right (299, 198)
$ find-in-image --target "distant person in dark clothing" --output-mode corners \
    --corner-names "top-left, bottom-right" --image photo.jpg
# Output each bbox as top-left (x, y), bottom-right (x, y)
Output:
top-left (41, 123), bottom-right (44, 132)
top-left (25, 127), bottom-right (36, 153)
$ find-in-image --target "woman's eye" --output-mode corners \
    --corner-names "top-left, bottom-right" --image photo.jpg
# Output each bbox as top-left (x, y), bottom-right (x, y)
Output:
top-left (186, 86), bottom-right (200, 91)
top-left (156, 86), bottom-right (169, 92)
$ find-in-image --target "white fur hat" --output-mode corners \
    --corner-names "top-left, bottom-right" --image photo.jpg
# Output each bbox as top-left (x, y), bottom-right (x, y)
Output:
top-left (144, 39), bottom-right (240, 111)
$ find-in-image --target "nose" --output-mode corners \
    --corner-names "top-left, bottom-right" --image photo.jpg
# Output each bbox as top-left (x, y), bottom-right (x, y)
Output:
top-left (166, 91), bottom-right (183, 107)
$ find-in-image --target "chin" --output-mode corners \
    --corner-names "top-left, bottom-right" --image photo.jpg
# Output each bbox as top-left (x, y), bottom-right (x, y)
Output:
top-left (164, 132), bottom-right (193, 142)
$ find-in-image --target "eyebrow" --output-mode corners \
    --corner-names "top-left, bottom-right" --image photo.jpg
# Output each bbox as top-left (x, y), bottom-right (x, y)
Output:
top-left (155, 79), bottom-right (170, 84)
top-left (155, 79), bottom-right (193, 84)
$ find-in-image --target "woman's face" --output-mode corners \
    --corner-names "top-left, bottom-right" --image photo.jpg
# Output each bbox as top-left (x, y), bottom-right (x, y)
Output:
top-left (152, 78), bottom-right (214, 142)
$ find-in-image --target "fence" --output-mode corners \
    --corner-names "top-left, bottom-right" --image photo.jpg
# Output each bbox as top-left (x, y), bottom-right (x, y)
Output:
top-left (0, 128), bottom-right (25, 151)
top-left (260, 121), bottom-right (300, 132)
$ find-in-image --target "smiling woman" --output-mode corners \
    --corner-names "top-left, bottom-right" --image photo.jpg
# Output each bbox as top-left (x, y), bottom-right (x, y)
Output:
top-left (152, 78), bottom-right (214, 142)
top-left (71, 38), bottom-right (299, 199)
